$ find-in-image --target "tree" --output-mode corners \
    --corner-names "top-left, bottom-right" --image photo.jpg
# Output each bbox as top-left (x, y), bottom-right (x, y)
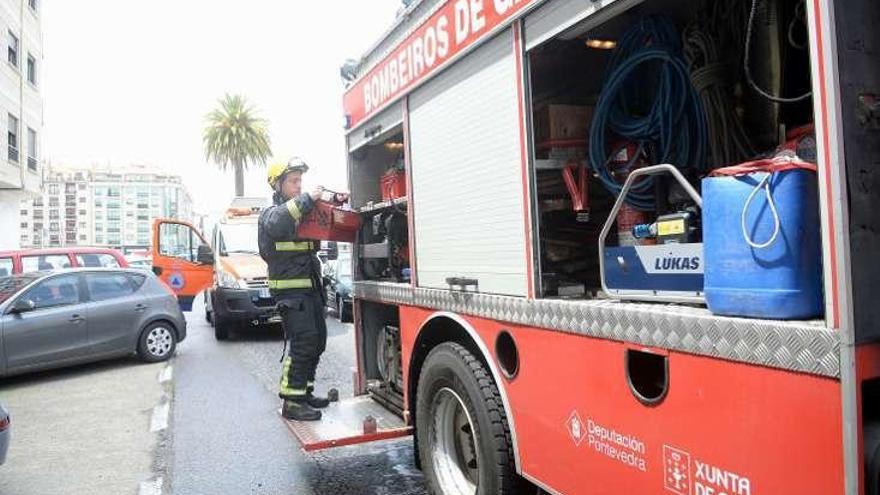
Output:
top-left (203, 94), bottom-right (272, 197)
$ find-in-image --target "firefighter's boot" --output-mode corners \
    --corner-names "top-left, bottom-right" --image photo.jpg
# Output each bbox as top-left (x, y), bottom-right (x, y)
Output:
top-left (281, 398), bottom-right (322, 421)
top-left (305, 385), bottom-right (330, 409)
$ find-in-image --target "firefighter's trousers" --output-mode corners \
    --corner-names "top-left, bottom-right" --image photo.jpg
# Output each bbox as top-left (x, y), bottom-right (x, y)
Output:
top-left (277, 290), bottom-right (327, 398)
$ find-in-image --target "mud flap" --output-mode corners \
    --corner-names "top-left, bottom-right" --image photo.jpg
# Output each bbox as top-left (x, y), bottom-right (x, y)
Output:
top-left (282, 396), bottom-right (411, 451)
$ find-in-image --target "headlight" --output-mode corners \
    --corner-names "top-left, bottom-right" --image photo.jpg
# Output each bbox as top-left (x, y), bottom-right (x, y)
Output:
top-left (217, 269), bottom-right (246, 289)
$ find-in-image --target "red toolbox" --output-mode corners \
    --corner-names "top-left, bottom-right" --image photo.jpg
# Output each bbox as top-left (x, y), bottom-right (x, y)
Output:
top-left (297, 201), bottom-right (361, 242)
top-left (381, 169), bottom-right (407, 202)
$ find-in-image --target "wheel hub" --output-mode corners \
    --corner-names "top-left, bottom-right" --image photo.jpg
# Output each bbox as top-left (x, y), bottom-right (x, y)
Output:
top-left (431, 387), bottom-right (479, 495)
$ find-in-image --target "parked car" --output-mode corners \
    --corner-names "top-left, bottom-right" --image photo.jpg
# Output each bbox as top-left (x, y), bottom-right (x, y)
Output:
top-left (0, 268), bottom-right (186, 377)
top-left (125, 255), bottom-right (153, 271)
top-left (324, 256), bottom-right (353, 322)
top-left (0, 402), bottom-right (8, 465)
top-left (0, 247), bottom-right (130, 276)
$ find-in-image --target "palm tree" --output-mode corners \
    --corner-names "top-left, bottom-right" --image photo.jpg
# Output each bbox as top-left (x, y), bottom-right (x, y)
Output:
top-left (203, 94), bottom-right (272, 197)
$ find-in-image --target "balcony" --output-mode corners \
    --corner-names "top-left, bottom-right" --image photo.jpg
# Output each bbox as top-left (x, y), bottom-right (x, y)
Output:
top-left (7, 146), bottom-right (18, 163)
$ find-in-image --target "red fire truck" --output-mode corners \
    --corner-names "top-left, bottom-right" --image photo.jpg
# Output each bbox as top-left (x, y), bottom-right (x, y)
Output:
top-left (156, 0), bottom-right (880, 493)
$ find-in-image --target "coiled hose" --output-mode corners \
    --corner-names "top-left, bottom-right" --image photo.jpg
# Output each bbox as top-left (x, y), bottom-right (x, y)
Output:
top-left (589, 16), bottom-right (708, 210)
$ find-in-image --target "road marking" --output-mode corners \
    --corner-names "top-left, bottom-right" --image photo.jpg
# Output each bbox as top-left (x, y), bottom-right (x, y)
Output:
top-left (150, 402), bottom-right (169, 433)
top-left (158, 365), bottom-right (173, 384)
top-left (138, 477), bottom-right (163, 495)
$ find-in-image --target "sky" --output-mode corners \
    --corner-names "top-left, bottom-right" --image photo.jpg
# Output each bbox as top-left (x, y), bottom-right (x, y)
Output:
top-left (42, 0), bottom-right (404, 216)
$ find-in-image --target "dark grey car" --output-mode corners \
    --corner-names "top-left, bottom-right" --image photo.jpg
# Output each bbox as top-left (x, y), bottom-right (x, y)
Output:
top-left (0, 269), bottom-right (187, 377)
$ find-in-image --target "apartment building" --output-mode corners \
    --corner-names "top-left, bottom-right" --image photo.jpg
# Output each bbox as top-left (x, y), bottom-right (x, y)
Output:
top-left (19, 164), bottom-right (194, 252)
top-left (0, 0), bottom-right (43, 250)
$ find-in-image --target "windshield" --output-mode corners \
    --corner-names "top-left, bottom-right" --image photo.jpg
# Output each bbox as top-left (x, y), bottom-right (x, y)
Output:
top-left (220, 222), bottom-right (259, 255)
top-left (0, 273), bottom-right (42, 305)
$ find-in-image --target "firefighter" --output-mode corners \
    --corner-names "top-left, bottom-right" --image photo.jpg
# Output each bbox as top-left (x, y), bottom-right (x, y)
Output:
top-left (259, 157), bottom-right (329, 421)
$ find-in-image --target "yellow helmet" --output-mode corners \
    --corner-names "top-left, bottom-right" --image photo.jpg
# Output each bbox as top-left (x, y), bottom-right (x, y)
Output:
top-left (267, 157), bottom-right (309, 189)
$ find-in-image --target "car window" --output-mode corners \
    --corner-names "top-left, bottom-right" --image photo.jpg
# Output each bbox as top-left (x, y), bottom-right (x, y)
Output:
top-left (76, 253), bottom-right (121, 268)
top-left (21, 274), bottom-right (81, 310)
top-left (128, 273), bottom-right (147, 290)
top-left (0, 273), bottom-right (41, 305)
top-left (159, 223), bottom-right (199, 263)
top-left (85, 273), bottom-right (136, 302)
top-left (21, 254), bottom-right (71, 273)
top-left (0, 257), bottom-right (12, 277)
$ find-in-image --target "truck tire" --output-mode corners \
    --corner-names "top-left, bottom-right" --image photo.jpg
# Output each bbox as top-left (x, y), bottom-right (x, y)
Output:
top-left (416, 342), bottom-right (517, 495)
top-left (214, 314), bottom-right (233, 341)
top-left (205, 291), bottom-right (214, 325)
top-left (339, 296), bottom-right (353, 323)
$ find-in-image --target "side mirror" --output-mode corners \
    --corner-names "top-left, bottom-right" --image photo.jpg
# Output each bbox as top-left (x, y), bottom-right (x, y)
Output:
top-left (10, 299), bottom-right (36, 314)
top-left (197, 244), bottom-right (215, 265)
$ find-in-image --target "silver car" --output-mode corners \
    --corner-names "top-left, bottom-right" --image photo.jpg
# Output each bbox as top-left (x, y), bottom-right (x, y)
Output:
top-left (0, 269), bottom-right (187, 377)
top-left (0, 402), bottom-right (8, 465)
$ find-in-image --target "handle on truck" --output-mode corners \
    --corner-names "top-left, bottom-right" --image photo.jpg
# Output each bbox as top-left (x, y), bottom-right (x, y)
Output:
top-left (445, 277), bottom-right (479, 292)
top-left (598, 164), bottom-right (704, 304)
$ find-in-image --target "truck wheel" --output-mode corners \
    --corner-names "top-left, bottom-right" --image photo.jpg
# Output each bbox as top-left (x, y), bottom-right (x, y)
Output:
top-left (339, 297), bottom-right (353, 323)
top-left (214, 315), bottom-right (232, 341)
top-left (416, 342), bottom-right (517, 495)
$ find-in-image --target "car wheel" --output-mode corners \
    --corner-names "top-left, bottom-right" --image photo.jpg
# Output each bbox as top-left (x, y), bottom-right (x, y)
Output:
top-left (137, 322), bottom-right (178, 363)
top-left (416, 342), bottom-right (517, 495)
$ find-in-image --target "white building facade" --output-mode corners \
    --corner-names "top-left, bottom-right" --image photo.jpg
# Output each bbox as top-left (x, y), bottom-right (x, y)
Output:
top-left (19, 164), bottom-right (194, 253)
top-left (0, 0), bottom-right (42, 250)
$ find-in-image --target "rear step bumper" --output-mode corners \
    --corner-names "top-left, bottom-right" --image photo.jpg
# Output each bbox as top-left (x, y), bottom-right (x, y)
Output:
top-left (282, 396), bottom-right (412, 451)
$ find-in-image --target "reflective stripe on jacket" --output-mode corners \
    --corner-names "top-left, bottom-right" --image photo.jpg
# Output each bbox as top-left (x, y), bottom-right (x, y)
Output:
top-left (258, 193), bottom-right (321, 294)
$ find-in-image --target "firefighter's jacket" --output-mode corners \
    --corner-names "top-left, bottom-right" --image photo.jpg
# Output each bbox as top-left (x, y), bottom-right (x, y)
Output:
top-left (258, 193), bottom-right (322, 292)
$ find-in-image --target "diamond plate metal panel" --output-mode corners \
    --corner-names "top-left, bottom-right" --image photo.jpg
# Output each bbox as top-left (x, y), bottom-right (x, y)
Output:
top-left (354, 282), bottom-right (841, 378)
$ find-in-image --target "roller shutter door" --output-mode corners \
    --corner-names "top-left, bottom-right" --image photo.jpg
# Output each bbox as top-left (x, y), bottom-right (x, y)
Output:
top-left (524, 0), bottom-right (641, 50)
top-left (347, 100), bottom-right (404, 152)
top-left (408, 29), bottom-right (529, 297)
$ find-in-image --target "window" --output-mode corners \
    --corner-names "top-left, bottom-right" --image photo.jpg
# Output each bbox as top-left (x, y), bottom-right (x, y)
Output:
top-left (49, 211), bottom-right (58, 220)
top-left (22, 274), bottom-right (81, 309)
top-left (48, 183), bottom-right (58, 195)
top-left (0, 257), bottom-right (12, 277)
top-left (20, 222), bottom-right (27, 228)
top-left (79, 234), bottom-right (86, 241)
top-left (78, 183), bottom-right (86, 190)
top-left (21, 254), bottom-right (70, 273)
top-left (49, 222), bottom-right (58, 231)
top-left (159, 222), bottom-right (200, 262)
top-left (78, 209), bottom-right (86, 216)
top-left (7, 31), bottom-right (18, 68)
top-left (28, 0), bottom-right (37, 14)
top-left (85, 273), bottom-right (135, 302)
top-left (78, 197), bottom-right (86, 203)
top-left (27, 128), bottom-right (36, 170)
top-left (49, 197), bottom-right (58, 207)
top-left (26, 53), bottom-right (36, 86)
top-left (7, 113), bottom-right (18, 162)
top-left (76, 253), bottom-right (120, 268)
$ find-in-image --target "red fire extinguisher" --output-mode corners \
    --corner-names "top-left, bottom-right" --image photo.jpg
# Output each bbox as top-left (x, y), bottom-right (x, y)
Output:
top-left (610, 142), bottom-right (652, 246)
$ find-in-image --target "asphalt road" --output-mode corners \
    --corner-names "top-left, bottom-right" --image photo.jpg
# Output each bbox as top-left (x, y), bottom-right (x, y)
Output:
top-left (169, 296), bottom-right (428, 495)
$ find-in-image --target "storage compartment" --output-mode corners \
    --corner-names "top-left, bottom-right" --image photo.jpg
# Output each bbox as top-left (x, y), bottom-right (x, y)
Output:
top-left (526, 0), bottom-right (820, 309)
top-left (348, 126), bottom-right (411, 283)
top-left (358, 300), bottom-right (405, 416)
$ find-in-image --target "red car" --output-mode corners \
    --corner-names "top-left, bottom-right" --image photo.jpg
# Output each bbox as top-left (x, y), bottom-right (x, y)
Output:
top-left (0, 247), bottom-right (130, 276)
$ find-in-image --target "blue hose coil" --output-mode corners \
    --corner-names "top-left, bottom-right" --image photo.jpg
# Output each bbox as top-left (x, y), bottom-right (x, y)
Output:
top-left (589, 16), bottom-right (709, 210)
